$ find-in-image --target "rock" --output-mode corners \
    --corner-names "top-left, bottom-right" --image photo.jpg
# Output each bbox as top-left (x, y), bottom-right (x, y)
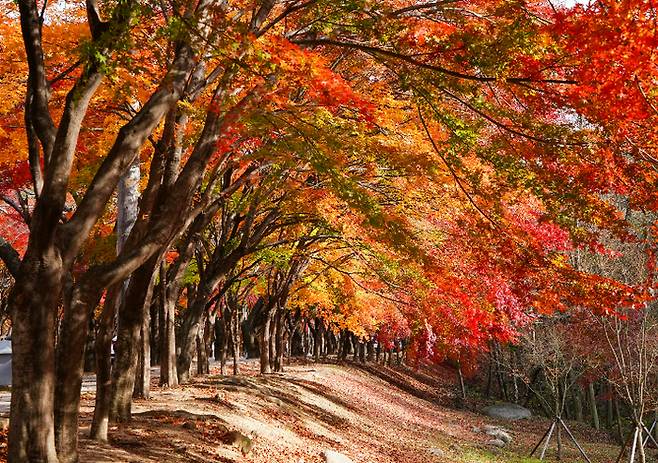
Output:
top-left (323, 450), bottom-right (354, 463)
top-left (484, 427), bottom-right (512, 444)
top-left (488, 438), bottom-right (507, 448)
top-left (222, 430), bottom-right (252, 456)
top-left (266, 396), bottom-right (284, 406)
top-left (182, 420), bottom-right (197, 430)
top-left (471, 426), bottom-right (481, 433)
top-left (482, 403), bottom-right (531, 420)
top-left (427, 447), bottom-right (445, 457)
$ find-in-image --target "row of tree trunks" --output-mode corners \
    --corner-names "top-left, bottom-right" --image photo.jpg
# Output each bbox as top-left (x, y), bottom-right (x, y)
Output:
top-left (482, 346), bottom-right (640, 440)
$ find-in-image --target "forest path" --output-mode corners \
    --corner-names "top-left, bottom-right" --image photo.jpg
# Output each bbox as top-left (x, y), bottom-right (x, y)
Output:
top-left (62, 360), bottom-right (625, 462)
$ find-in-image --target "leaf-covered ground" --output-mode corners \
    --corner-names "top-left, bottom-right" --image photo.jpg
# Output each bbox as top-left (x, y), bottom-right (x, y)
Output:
top-left (61, 360), bottom-right (636, 462)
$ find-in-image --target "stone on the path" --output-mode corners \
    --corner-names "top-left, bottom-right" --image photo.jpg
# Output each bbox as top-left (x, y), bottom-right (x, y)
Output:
top-left (427, 447), bottom-right (445, 457)
top-left (482, 403), bottom-right (531, 420)
top-left (488, 438), bottom-right (507, 448)
top-left (323, 450), bottom-right (354, 463)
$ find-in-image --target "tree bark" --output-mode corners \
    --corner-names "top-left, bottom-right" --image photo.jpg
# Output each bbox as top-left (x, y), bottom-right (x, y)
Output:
top-left (259, 316), bottom-right (272, 374)
top-left (203, 313), bottom-right (215, 372)
top-left (313, 318), bottom-right (322, 362)
top-left (55, 282), bottom-right (104, 463)
top-left (587, 382), bottom-right (599, 430)
top-left (110, 257), bottom-right (158, 422)
top-left (216, 316), bottom-right (228, 375)
top-left (230, 307), bottom-right (241, 375)
top-left (8, 254), bottom-right (61, 463)
top-left (177, 295), bottom-right (208, 383)
top-left (90, 283), bottom-right (121, 441)
top-left (133, 302), bottom-right (151, 399)
top-left (159, 266), bottom-right (179, 387)
top-left (274, 310), bottom-right (285, 372)
top-left (196, 318), bottom-right (208, 375)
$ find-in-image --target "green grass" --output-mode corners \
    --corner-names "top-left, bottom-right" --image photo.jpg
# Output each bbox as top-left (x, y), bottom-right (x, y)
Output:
top-left (456, 448), bottom-right (590, 463)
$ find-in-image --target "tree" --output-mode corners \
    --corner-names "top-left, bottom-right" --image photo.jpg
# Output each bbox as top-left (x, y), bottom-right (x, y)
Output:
top-left (0, 2), bottom-right (651, 462)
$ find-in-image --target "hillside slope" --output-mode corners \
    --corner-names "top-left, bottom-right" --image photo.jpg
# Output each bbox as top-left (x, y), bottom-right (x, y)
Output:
top-left (73, 360), bottom-right (622, 463)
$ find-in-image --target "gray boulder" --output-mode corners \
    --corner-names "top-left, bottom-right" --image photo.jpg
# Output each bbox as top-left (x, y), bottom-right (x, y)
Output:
top-left (427, 447), bottom-right (445, 457)
top-left (323, 450), bottom-right (354, 463)
top-left (482, 403), bottom-right (531, 420)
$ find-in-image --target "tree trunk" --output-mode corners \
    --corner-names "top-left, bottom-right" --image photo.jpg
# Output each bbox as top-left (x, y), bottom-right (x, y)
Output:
top-left (457, 363), bottom-right (467, 400)
top-left (588, 382), bottom-right (600, 430)
top-left (176, 290), bottom-right (211, 383)
top-left (159, 272), bottom-right (178, 387)
top-left (216, 316), bottom-right (228, 375)
top-left (637, 424), bottom-right (647, 463)
top-left (313, 319), bottom-right (321, 362)
top-left (268, 316), bottom-right (276, 371)
top-left (90, 283), bottom-right (122, 441)
top-left (572, 380), bottom-right (583, 422)
top-left (55, 281), bottom-right (104, 463)
top-left (259, 316), bottom-right (272, 374)
top-left (274, 310), bottom-right (285, 372)
top-left (230, 307), bottom-right (241, 375)
top-left (607, 389), bottom-right (614, 429)
top-left (485, 354), bottom-right (493, 398)
top-left (366, 340), bottom-right (374, 362)
top-left (303, 322), bottom-right (311, 359)
top-left (8, 256), bottom-right (61, 463)
top-left (204, 313), bottom-right (215, 372)
top-left (133, 303), bottom-right (151, 399)
top-left (339, 331), bottom-right (349, 362)
top-left (110, 257), bottom-right (158, 422)
top-left (214, 317), bottom-right (224, 362)
top-left (195, 312), bottom-right (209, 375)
top-left (83, 316), bottom-right (95, 373)
top-left (614, 397), bottom-right (624, 443)
top-left (149, 293), bottom-right (160, 366)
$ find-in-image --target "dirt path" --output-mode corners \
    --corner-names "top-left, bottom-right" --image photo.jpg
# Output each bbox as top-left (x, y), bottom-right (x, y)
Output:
top-left (62, 360), bottom-right (626, 462)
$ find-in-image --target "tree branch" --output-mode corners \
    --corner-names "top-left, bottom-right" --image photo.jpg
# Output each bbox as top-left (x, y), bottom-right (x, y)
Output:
top-left (0, 238), bottom-right (20, 279)
top-left (291, 37), bottom-right (577, 85)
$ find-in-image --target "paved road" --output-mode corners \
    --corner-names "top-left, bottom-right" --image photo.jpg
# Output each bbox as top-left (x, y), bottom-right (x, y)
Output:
top-left (0, 360), bottom-right (229, 414)
top-left (0, 367), bottom-right (160, 415)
